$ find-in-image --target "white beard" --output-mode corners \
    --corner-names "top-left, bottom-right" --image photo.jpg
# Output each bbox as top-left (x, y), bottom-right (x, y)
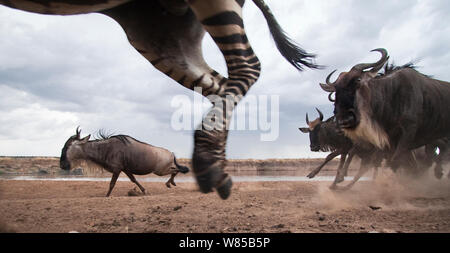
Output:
top-left (343, 91), bottom-right (390, 150)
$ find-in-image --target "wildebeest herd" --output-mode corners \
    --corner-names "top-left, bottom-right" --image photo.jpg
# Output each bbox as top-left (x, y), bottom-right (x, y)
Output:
top-left (300, 49), bottom-right (450, 190)
top-left (0, 1), bottom-right (449, 199)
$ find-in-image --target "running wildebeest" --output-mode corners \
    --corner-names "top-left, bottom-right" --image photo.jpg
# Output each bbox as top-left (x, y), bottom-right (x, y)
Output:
top-left (1, 0), bottom-right (319, 200)
top-left (321, 48), bottom-right (450, 178)
top-left (299, 108), bottom-right (354, 186)
top-left (299, 109), bottom-right (386, 189)
top-left (60, 127), bottom-right (190, 197)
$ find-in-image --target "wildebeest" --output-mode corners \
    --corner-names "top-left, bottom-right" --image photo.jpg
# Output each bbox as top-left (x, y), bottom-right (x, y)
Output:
top-left (299, 109), bottom-right (387, 189)
top-left (60, 127), bottom-right (190, 197)
top-left (320, 48), bottom-right (450, 175)
top-left (1, 0), bottom-right (319, 200)
top-left (299, 109), bottom-right (354, 186)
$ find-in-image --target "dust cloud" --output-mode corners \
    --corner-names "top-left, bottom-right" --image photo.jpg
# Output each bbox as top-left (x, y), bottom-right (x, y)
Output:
top-left (314, 167), bottom-right (450, 211)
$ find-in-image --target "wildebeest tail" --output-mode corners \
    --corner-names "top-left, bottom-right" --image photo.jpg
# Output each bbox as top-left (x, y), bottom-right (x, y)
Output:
top-left (173, 155), bottom-right (189, 174)
top-left (252, 0), bottom-right (321, 71)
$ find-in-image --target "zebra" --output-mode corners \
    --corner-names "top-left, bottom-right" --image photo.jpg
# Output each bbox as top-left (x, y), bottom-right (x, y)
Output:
top-left (0, 0), bottom-right (319, 199)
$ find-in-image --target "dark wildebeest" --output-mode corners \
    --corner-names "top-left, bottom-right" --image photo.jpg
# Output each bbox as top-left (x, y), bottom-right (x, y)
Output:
top-left (299, 108), bottom-right (354, 187)
top-left (300, 111), bottom-right (445, 190)
top-left (321, 48), bottom-right (450, 180)
top-left (60, 127), bottom-right (190, 197)
top-left (299, 109), bottom-right (386, 189)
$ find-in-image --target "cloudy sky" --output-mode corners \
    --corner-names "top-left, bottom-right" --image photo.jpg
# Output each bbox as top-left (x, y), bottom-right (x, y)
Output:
top-left (0, 0), bottom-right (449, 159)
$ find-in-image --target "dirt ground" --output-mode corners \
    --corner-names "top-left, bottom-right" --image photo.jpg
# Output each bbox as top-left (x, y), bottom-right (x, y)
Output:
top-left (0, 171), bottom-right (449, 233)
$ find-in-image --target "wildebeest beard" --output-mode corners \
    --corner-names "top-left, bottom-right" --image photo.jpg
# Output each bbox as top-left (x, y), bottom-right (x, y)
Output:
top-left (317, 120), bottom-right (352, 153)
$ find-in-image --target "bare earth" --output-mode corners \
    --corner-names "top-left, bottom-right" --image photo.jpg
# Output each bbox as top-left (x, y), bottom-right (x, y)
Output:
top-left (1, 172), bottom-right (449, 233)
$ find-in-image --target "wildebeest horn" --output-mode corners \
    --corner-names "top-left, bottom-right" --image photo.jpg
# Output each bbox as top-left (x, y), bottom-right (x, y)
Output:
top-left (328, 92), bottom-right (335, 102)
top-left (352, 48), bottom-right (389, 72)
top-left (316, 108), bottom-right (324, 121)
top-left (319, 70), bottom-right (337, 92)
top-left (76, 126), bottom-right (81, 139)
top-left (306, 113), bottom-right (310, 125)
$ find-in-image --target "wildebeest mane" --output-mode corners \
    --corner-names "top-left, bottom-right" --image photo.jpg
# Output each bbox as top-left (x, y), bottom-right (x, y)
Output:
top-left (94, 129), bottom-right (131, 145)
top-left (379, 61), bottom-right (431, 78)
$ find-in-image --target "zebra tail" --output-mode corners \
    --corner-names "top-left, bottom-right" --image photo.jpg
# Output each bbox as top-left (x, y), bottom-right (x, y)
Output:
top-left (251, 0), bottom-right (322, 71)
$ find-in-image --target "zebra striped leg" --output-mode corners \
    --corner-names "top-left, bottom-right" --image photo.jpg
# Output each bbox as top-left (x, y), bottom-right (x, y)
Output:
top-left (101, 1), bottom-right (227, 97)
top-left (189, 0), bottom-right (261, 199)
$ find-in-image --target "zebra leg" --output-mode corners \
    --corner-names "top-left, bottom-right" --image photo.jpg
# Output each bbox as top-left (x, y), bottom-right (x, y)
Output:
top-left (100, 1), bottom-right (227, 97)
top-left (188, 0), bottom-right (261, 199)
top-left (101, 1), bottom-right (241, 199)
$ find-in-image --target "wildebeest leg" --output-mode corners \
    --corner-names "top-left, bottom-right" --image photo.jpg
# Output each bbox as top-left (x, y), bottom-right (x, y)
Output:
top-left (307, 151), bottom-right (341, 179)
top-left (334, 148), bottom-right (356, 185)
top-left (329, 153), bottom-right (347, 189)
top-left (124, 171), bottom-right (146, 194)
top-left (372, 167), bottom-right (379, 180)
top-left (331, 152), bottom-right (356, 190)
top-left (165, 173), bottom-right (178, 188)
top-left (106, 171), bottom-right (121, 197)
top-left (432, 140), bottom-right (447, 179)
top-left (340, 159), bottom-right (372, 191)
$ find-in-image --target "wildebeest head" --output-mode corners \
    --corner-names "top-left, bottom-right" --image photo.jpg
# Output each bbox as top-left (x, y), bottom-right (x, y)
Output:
top-left (320, 48), bottom-right (389, 130)
top-left (299, 108), bottom-right (325, 152)
top-left (60, 127), bottom-right (90, 170)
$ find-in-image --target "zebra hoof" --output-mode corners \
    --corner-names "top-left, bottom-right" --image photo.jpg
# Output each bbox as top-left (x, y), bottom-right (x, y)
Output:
top-left (195, 167), bottom-right (222, 194)
top-left (216, 174), bottom-right (232, 200)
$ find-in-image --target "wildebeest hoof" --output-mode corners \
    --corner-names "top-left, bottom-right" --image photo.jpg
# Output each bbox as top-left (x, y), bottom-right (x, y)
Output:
top-left (329, 185), bottom-right (349, 192)
top-left (171, 181), bottom-right (177, 187)
top-left (215, 174), bottom-right (232, 200)
top-left (329, 184), bottom-right (338, 190)
top-left (306, 172), bottom-right (316, 179)
top-left (165, 182), bottom-right (171, 188)
top-left (335, 176), bottom-right (345, 184)
top-left (128, 187), bottom-right (144, 196)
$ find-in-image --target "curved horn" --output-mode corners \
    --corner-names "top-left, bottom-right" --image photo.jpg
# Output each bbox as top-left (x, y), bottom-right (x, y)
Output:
top-left (319, 70), bottom-right (337, 92)
top-left (352, 48), bottom-right (389, 71)
top-left (76, 126), bottom-right (81, 139)
top-left (316, 108), bottom-right (324, 121)
top-left (328, 92), bottom-right (335, 102)
top-left (306, 113), bottom-right (310, 125)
